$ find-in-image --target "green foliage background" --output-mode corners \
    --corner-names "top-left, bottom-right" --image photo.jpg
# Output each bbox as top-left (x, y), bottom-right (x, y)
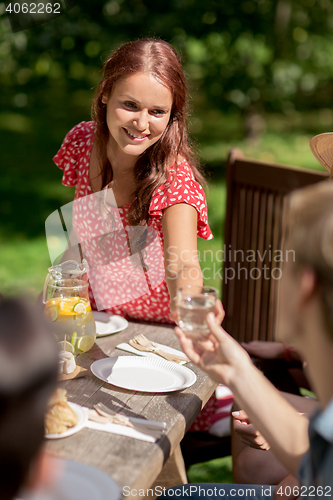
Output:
top-left (3, 0), bottom-right (333, 114)
top-left (1, 0), bottom-right (332, 294)
top-left (1, 0), bottom-right (332, 298)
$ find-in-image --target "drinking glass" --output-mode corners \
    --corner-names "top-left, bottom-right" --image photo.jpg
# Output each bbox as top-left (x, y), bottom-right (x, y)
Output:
top-left (176, 285), bottom-right (217, 337)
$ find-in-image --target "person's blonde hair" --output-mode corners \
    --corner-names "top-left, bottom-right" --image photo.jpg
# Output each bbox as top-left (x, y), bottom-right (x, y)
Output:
top-left (287, 181), bottom-right (333, 338)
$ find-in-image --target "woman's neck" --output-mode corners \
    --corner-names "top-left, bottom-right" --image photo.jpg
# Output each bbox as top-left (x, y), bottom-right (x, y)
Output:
top-left (89, 140), bottom-right (137, 202)
top-left (106, 136), bottom-right (137, 178)
top-left (103, 137), bottom-right (137, 205)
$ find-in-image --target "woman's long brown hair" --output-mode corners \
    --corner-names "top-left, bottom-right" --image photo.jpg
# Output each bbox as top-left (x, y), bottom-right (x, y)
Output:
top-left (91, 38), bottom-right (205, 227)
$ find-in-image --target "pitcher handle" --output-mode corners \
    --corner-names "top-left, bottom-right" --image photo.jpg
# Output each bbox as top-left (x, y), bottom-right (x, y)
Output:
top-left (42, 274), bottom-right (50, 304)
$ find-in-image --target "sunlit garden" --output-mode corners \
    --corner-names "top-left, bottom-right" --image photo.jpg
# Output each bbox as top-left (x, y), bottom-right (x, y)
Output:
top-left (1, 0), bottom-right (332, 485)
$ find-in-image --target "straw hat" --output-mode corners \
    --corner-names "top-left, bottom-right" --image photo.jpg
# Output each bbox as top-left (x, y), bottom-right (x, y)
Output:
top-left (310, 132), bottom-right (333, 174)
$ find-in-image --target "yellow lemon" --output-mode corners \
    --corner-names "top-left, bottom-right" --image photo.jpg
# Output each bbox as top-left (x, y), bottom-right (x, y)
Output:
top-left (73, 302), bottom-right (87, 314)
top-left (59, 340), bottom-right (75, 354)
top-left (45, 305), bottom-right (59, 322)
top-left (77, 311), bottom-right (94, 327)
top-left (77, 335), bottom-right (95, 353)
top-left (45, 298), bottom-right (91, 318)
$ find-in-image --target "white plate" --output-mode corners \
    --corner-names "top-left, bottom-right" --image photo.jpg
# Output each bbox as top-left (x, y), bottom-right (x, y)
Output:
top-left (17, 458), bottom-right (121, 500)
top-left (45, 402), bottom-right (88, 440)
top-left (93, 312), bottom-right (129, 337)
top-left (90, 356), bottom-right (196, 392)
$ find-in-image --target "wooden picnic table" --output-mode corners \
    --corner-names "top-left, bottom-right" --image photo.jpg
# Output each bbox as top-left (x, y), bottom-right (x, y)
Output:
top-left (46, 319), bottom-right (217, 499)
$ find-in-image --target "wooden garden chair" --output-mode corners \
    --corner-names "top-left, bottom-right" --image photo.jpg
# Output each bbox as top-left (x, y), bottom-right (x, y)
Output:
top-left (222, 148), bottom-right (328, 394)
top-left (222, 148), bottom-right (328, 345)
top-left (181, 148), bottom-right (328, 468)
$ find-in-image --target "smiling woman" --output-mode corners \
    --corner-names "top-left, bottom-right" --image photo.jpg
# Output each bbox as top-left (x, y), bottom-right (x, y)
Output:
top-left (53, 38), bottom-right (215, 328)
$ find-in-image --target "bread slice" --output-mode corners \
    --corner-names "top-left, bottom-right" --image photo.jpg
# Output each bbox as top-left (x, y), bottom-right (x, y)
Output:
top-left (45, 388), bottom-right (78, 435)
top-left (48, 387), bottom-right (67, 407)
top-left (45, 413), bottom-right (68, 434)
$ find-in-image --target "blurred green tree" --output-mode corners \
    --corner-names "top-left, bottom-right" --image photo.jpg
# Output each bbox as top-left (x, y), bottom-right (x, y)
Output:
top-left (2, 0), bottom-right (333, 119)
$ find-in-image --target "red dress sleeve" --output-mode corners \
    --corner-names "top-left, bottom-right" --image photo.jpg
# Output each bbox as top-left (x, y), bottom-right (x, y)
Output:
top-left (149, 159), bottom-right (213, 240)
top-left (53, 121), bottom-right (93, 187)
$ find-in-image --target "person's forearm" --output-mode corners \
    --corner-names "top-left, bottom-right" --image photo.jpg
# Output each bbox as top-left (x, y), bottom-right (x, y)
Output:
top-left (229, 360), bottom-right (309, 475)
top-left (162, 203), bottom-right (203, 309)
top-left (165, 262), bottom-right (203, 309)
top-left (176, 315), bottom-right (309, 474)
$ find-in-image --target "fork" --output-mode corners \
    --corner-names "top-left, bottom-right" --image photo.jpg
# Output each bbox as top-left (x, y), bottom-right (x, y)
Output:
top-left (94, 402), bottom-right (165, 437)
top-left (129, 334), bottom-right (189, 364)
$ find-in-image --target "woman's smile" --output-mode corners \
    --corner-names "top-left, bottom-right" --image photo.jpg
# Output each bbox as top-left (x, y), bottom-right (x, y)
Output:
top-left (123, 127), bottom-right (150, 141)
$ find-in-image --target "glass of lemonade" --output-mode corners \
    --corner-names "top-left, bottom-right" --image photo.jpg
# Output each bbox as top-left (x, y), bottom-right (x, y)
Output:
top-left (43, 261), bottom-right (96, 354)
top-left (176, 286), bottom-right (217, 337)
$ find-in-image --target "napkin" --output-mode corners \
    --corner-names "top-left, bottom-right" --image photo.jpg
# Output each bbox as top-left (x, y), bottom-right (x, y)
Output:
top-left (58, 351), bottom-right (76, 375)
top-left (83, 408), bottom-right (157, 443)
top-left (116, 342), bottom-right (189, 364)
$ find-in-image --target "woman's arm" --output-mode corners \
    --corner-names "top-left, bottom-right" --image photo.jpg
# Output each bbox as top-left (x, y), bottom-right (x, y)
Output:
top-left (175, 312), bottom-right (310, 475)
top-left (162, 203), bottom-right (203, 310)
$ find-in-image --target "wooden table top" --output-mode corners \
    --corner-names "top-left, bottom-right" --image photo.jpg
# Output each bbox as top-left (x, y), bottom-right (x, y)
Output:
top-left (46, 320), bottom-right (217, 498)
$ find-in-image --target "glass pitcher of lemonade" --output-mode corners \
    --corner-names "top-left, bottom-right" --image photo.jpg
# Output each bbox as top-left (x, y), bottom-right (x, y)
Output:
top-left (43, 260), bottom-right (96, 353)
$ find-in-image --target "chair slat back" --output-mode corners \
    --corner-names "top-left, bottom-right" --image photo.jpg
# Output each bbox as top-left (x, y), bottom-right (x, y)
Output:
top-left (222, 149), bottom-right (328, 343)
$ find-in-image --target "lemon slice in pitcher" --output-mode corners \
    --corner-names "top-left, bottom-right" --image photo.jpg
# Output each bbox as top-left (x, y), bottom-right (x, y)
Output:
top-left (71, 332), bottom-right (77, 349)
top-left (59, 340), bottom-right (75, 354)
top-left (77, 311), bottom-right (94, 327)
top-left (73, 302), bottom-right (87, 314)
top-left (77, 335), bottom-right (95, 353)
top-left (46, 305), bottom-right (59, 322)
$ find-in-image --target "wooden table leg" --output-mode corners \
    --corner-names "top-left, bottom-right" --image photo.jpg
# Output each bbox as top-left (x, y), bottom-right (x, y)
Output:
top-left (150, 444), bottom-right (188, 495)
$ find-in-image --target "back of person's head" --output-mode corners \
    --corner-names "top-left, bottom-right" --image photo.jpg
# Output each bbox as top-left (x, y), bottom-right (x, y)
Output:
top-left (0, 298), bottom-right (58, 500)
top-left (287, 181), bottom-right (333, 339)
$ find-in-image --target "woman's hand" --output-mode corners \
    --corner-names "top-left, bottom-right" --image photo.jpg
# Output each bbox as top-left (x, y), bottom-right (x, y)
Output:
top-left (174, 311), bottom-right (251, 386)
top-left (232, 409), bottom-right (270, 450)
top-left (242, 341), bottom-right (301, 362)
top-left (241, 341), bottom-right (285, 360)
top-left (215, 299), bottom-right (225, 324)
top-left (169, 307), bottom-right (178, 323)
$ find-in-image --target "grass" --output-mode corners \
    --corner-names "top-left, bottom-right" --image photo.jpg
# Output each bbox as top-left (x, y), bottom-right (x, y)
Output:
top-left (0, 236), bottom-right (50, 299)
top-left (300, 388), bottom-right (316, 399)
top-left (197, 177), bottom-right (226, 297)
top-left (188, 456), bottom-right (233, 484)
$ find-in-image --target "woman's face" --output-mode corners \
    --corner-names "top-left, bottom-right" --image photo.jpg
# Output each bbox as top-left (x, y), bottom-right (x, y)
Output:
top-left (102, 72), bottom-right (173, 161)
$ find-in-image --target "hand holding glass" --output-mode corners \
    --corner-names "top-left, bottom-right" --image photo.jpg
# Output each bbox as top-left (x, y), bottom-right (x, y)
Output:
top-left (176, 286), bottom-right (217, 337)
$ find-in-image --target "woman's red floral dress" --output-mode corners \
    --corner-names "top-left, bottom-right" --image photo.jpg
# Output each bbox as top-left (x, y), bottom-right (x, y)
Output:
top-left (54, 121), bottom-right (217, 429)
